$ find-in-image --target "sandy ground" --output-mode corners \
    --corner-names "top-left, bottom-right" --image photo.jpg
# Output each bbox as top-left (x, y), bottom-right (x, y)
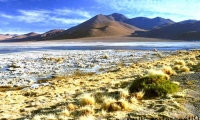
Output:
top-left (0, 49), bottom-right (199, 120)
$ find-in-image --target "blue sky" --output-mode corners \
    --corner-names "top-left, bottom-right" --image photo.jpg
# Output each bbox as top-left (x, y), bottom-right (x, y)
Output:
top-left (0, 0), bottom-right (199, 34)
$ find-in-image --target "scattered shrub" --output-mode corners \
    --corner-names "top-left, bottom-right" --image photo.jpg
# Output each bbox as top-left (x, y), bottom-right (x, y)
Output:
top-left (148, 69), bottom-right (170, 80)
top-left (79, 93), bottom-right (95, 106)
top-left (67, 103), bottom-right (77, 111)
top-left (162, 66), bottom-right (175, 76)
top-left (129, 96), bottom-right (138, 104)
top-left (187, 61), bottom-right (195, 66)
top-left (117, 99), bottom-right (129, 110)
top-left (173, 65), bottom-right (181, 70)
top-left (174, 60), bottom-right (185, 66)
top-left (135, 90), bottom-right (145, 100)
top-left (129, 75), bottom-right (179, 98)
top-left (180, 66), bottom-right (190, 73)
top-left (79, 106), bottom-right (94, 116)
top-left (101, 97), bottom-right (116, 111)
top-left (60, 109), bottom-right (70, 116)
top-left (78, 115), bottom-right (96, 120)
top-left (119, 89), bottom-right (129, 99)
top-left (102, 54), bottom-right (109, 59)
top-left (101, 97), bottom-right (129, 112)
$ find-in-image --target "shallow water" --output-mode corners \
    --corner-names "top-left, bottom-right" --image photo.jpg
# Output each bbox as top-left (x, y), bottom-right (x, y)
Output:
top-left (0, 42), bottom-right (200, 54)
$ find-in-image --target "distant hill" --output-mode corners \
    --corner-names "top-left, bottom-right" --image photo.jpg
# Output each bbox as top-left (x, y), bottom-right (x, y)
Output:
top-left (123, 17), bottom-right (175, 30)
top-left (56, 14), bottom-right (144, 39)
top-left (14, 32), bottom-right (39, 39)
top-left (178, 20), bottom-right (198, 24)
top-left (0, 34), bottom-right (16, 40)
top-left (140, 21), bottom-right (200, 40)
top-left (1, 13), bottom-right (200, 41)
top-left (107, 13), bottom-right (128, 22)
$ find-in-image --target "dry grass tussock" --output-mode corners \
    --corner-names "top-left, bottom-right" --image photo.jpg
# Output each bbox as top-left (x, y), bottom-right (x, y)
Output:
top-left (79, 93), bottom-right (95, 106)
top-left (162, 66), bottom-right (176, 76)
top-left (148, 69), bottom-right (170, 80)
top-left (180, 66), bottom-right (190, 73)
top-left (174, 60), bottom-right (185, 66)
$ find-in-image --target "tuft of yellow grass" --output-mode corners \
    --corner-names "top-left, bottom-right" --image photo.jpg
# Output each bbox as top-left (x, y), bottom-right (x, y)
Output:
top-left (189, 56), bottom-right (196, 61)
top-left (119, 89), bottom-right (129, 99)
top-left (101, 97), bottom-right (130, 112)
top-left (129, 96), bottom-right (138, 104)
top-left (117, 99), bottom-right (129, 110)
top-left (101, 97), bottom-right (116, 111)
top-left (67, 103), bottom-right (77, 111)
top-left (46, 114), bottom-right (57, 120)
top-left (60, 109), bottom-right (70, 117)
top-left (174, 60), bottom-right (185, 66)
top-left (79, 93), bottom-right (95, 106)
top-left (180, 66), bottom-right (190, 73)
top-left (187, 61), bottom-right (195, 66)
top-left (173, 65), bottom-right (181, 70)
top-left (135, 90), bottom-right (145, 100)
top-left (102, 54), bottom-right (109, 59)
top-left (162, 66), bottom-right (175, 76)
top-left (108, 102), bottom-right (121, 112)
top-left (93, 90), bottom-right (105, 103)
top-left (148, 69), bottom-right (170, 80)
top-left (79, 106), bottom-right (94, 116)
top-left (78, 115), bottom-right (96, 120)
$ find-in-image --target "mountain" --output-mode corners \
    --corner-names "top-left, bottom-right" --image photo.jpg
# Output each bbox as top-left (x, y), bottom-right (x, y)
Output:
top-left (178, 20), bottom-right (198, 24)
top-left (0, 34), bottom-right (16, 40)
top-left (123, 17), bottom-right (175, 30)
top-left (14, 32), bottom-right (39, 39)
top-left (55, 14), bottom-right (144, 39)
top-left (107, 13), bottom-right (128, 21)
top-left (140, 21), bottom-right (200, 40)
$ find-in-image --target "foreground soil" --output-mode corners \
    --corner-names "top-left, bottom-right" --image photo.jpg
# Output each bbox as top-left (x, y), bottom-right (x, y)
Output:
top-left (0, 50), bottom-right (200, 120)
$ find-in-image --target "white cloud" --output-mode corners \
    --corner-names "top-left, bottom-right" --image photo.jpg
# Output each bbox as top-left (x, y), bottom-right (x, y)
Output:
top-left (50, 17), bottom-right (87, 24)
top-left (95, 0), bottom-right (200, 21)
top-left (55, 8), bottom-right (92, 18)
top-left (0, 13), bottom-right (14, 18)
top-left (17, 10), bottom-right (49, 23)
top-left (0, 8), bottom-right (92, 24)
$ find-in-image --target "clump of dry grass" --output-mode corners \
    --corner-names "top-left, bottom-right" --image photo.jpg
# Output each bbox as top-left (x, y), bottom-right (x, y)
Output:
top-left (187, 60), bottom-right (195, 66)
top-left (129, 96), bottom-right (138, 104)
top-left (173, 65), bottom-right (181, 70)
top-left (174, 60), bottom-right (185, 66)
top-left (117, 99), bottom-right (129, 110)
top-left (60, 109), bottom-right (70, 116)
top-left (119, 89), bottom-right (129, 99)
top-left (101, 97), bottom-right (129, 112)
top-left (79, 106), bottom-right (94, 116)
top-left (78, 115), bottom-right (96, 120)
top-left (162, 66), bottom-right (176, 76)
top-left (135, 90), bottom-right (145, 100)
top-left (46, 114), bottom-right (57, 120)
top-left (148, 69), bottom-right (170, 80)
top-left (189, 56), bottom-right (196, 61)
top-left (101, 97), bottom-right (116, 111)
top-left (67, 103), bottom-right (77, 111)
top-left (103, 54), bottom-right (109, 59)
top-left (79, 93), bottom-right (95, 106)
top-left (93, 90), bottom-right (105, 103)
top-left (180, 66), bottom-right (190, 73)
